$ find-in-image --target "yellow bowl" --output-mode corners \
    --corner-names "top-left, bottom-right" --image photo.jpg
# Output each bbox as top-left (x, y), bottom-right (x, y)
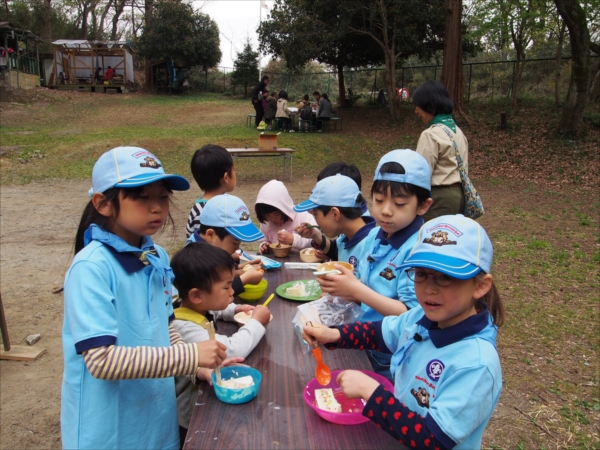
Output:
top-left (238, 279), bottom-right (268, 301)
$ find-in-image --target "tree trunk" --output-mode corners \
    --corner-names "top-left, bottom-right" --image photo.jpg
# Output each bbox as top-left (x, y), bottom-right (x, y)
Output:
top-left (144, 0), bottom-right (153, 91)
top-left (43, 0), bottom-right (52, 51)
top-left (589, 42), bottom-right (600, 103)
top-left (554, 20), bottom-right (566, 107)
top-left (337, 62), bottom-right (346, 107)
top-left (555, 0), bottom-right (590, 136)
top-left (111, 0), bottom-right (126, 40)
top-left (511, 45), bottom-right (525, 104)
top-left (440, 0), bottom-right (465, 116)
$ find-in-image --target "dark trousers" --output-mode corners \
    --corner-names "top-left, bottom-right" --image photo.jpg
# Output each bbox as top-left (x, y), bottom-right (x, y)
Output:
top-left (179, 426), bottom-right (187, 449)
top-left (423, 185), bottom-right (464, 222)
top-left (276, 117), bottom-right (291, 131)
top-left (253, 101), bottom-right (264, 127)
top-left (316, 116), bottom-right (330, 130)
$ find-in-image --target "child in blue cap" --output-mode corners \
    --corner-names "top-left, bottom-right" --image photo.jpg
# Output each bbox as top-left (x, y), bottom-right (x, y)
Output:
top-left (304, 215), bottom-right (505, 449)
top-left (315, 149), bottom-right (432, 378)
top-left (293, 174), bottom-right (376, 273)
top-left (187, 194), bottom-right (265, 295)
top-left (62, 147), bottom-right (227, 450)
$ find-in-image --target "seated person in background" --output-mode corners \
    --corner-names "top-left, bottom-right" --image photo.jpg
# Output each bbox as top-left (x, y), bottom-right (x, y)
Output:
top-left (104, 66), bottom-right (115, 81)
top-left (187, 194), bottom-right (265, 296)
top-left (312, 91), bottom-right (321, 109)
top-left (294, 174), bottom-right (376, 276)
top-left (264, 91), bottom-right (278, 129)
top-left (275, 90), bottom-right (294, 132)
top-left (171, 243), bottom-right (271, 446)
top-left (316, 93), bottom-right (333, 132)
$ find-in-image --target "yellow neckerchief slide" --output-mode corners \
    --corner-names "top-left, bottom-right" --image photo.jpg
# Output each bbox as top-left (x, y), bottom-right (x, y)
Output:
top-left (173, 307), bottom-right (209, 329)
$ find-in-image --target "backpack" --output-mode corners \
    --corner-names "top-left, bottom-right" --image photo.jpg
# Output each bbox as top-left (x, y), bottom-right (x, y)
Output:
top-left (300, 103), bottom-right (312, 121)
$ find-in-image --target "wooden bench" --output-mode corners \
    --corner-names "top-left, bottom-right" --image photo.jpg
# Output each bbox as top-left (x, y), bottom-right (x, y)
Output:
top-left (226, 148), bottom-right (295, 181)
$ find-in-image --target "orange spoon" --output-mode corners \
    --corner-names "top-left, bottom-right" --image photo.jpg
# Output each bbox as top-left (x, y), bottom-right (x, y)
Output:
top-left (311, 343), bottom-right (332, 386)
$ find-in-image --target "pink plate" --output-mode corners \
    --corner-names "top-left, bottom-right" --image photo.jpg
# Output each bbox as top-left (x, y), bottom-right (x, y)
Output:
top-left (303, 369), bottom-right (394, 425)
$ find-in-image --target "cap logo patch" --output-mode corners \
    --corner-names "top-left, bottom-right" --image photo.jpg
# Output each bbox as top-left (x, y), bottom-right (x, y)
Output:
top-left (426, 359), bottom-right (445, 381)
top-left (239, 211), bottom-right (250, 221)
top-left (379, 267), bottom-right (396, 281)
top-left (423, 231), bottom-right (457, 247)
top-left (139, 156), bottom-right (162, 169)
top-left (132, 150), bottom-right (153, 158)
top-left (425, 223), bottom-right (463, 237)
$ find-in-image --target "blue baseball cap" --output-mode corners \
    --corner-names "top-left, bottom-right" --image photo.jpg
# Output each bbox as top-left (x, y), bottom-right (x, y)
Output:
top-left (294, 174), bottom-right (363, 212)
top-left (397, 215), bottom-right (493, 279)
top-left (200, 194), bottom-right (264, 242)
top-left (90, 147), bottom-right (190, 196)
top-left (373, 149), bottom-right (431, 192)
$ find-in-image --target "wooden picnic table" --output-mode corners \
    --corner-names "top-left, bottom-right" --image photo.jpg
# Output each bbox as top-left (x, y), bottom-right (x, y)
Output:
top-left (183, 253), bottom-right (399, 449)
top-left (226, 148), bottom-right (295, 182)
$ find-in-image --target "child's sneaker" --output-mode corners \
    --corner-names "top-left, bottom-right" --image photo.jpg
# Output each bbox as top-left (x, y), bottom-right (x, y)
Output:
top-left (289, 129), bottom-right (295, 133)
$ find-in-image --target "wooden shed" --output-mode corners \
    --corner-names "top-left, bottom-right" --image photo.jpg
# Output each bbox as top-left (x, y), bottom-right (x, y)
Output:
top-left (0, 21), bottom-right (43, 90)
top-left (51, 40), bottom-right (134, 93)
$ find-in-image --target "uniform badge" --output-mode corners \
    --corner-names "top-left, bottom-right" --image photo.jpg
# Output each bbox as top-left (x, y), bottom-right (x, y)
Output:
top-left (426, 359), bottom-right (445, 381)
top-left (410, 387), bottom-right (430, 408)
top-left (379, 267), bottom-right (396, 280)
top-left (349, 256), bottom-right (358, 268)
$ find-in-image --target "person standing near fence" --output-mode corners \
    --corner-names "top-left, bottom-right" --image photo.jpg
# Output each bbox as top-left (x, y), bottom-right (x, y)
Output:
top-left (413, 80), bottom-right (468, 221)
top-left (251, 76), bottom-right (270, 128)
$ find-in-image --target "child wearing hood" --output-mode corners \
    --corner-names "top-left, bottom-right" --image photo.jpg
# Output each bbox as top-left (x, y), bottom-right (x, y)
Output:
top-left (255, 180), bottom-right (317, 253)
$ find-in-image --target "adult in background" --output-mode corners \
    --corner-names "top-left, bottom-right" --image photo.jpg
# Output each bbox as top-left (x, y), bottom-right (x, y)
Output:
top-left (316, 93), bottom-right (332, 132)
top-left (104, 66), bottom-right (115, 81)
top-left (251, 75), bottom-right (270, 128)
top-left (413, 80), bottom-right (468, 222)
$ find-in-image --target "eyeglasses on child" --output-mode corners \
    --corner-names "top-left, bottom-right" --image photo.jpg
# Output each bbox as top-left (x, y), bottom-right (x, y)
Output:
top-left (405, 268), bottom-right (455, 287)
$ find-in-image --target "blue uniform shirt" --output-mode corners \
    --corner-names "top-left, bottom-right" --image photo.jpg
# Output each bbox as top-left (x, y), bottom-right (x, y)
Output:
top-left (357, 217), bottom-right (423, 321)
top-left (326, 216), bottom-right (376, 277)
top-left (61, 227), bottom-right (178, 450)
top-left (381, 307), bottom-right (502, 449)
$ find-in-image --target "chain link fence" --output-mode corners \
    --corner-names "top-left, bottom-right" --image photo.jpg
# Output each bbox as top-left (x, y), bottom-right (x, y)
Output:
top-left (192, 56), bottom-right (598, 105)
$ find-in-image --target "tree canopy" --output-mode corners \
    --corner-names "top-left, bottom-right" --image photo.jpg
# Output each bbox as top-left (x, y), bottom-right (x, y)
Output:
top-left (136, 0), bottom-right (221, 70)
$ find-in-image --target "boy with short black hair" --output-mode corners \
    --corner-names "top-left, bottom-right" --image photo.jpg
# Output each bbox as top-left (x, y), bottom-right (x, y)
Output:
top-left (294, 174), bottom-right (376, 272)
top-left (186, 144), bottom-right (236, 238)
top-left (187, 194), bottom-right (265, 295)
top-left (171, 242), bottom-right (270, 442)
top-left (316, 162), bottom-right (370, 216)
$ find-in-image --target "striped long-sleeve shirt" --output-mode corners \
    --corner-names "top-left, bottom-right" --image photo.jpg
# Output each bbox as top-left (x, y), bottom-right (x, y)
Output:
top-left (82, 325), bottom-right (199, 380)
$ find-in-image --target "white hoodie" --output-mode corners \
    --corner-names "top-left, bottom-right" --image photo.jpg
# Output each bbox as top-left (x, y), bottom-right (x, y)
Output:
top-left (255, 180), bottom-right (317, 251)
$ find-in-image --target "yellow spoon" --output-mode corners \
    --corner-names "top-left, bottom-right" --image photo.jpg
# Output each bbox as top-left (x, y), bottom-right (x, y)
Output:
top-left (262, 293), bottom-right (275, 308)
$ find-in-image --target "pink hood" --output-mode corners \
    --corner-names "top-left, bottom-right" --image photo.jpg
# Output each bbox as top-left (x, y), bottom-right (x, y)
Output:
top-left (255, 180), bottom-right (316, 251)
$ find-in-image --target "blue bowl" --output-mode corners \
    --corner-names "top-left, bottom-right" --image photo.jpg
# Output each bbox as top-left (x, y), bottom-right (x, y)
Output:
top-left (211, 366), bottom-right (262, 404)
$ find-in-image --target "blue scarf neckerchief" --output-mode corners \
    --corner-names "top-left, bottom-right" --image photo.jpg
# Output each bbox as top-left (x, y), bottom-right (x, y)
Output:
top-left (83, 224), bottom-right (172, 279)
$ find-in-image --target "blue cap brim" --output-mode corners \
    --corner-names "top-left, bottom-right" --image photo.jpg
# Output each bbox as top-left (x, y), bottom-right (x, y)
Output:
top-left (396, 252), bottom-right (482, 279)
top-left (114, 173), bottom-right (190, 191)
top-left (294, 200), bottom-right (318, 212)
top-left (226, 224), bottom-right (264, 242)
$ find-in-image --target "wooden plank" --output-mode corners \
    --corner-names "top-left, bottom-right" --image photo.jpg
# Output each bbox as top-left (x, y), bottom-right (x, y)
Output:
top-left (0, 294), bottom-right (11, 351)
top-left (0, 345), bottom-right (47, 361)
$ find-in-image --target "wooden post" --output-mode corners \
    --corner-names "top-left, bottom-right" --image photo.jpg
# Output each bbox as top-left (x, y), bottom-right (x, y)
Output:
top-left (500, 112), bottom-right (507, 130)
top-left (1, 294), bottom-right (11, 351)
